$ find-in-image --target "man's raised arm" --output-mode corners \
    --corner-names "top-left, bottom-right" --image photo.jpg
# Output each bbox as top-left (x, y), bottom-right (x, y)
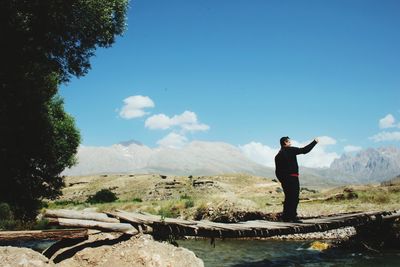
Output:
top-left (298, 138), bottom-right (319, 154)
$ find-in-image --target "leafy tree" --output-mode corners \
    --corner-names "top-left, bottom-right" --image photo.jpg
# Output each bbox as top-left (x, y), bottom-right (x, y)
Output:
top-left (0, 0), bottom-right (128, 220)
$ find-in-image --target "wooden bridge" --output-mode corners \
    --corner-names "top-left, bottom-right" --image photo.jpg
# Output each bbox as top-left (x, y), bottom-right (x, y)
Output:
top-left (108, 209), bottom-right (400, 239)
top-left (1, 209), bottom-right (399, 242)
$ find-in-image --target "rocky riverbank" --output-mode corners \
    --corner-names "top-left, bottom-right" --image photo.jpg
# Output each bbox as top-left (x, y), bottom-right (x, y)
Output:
top-left (270, 226), bottom-right (357, 241)
top-left (0, 246), bottom-right (54, 267)
top-left (0, 234), bottom-right (204, 267)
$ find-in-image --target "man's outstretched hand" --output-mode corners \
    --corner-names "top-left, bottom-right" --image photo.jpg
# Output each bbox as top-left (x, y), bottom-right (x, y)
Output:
top-left (314, 138), bottom-right (319, 143)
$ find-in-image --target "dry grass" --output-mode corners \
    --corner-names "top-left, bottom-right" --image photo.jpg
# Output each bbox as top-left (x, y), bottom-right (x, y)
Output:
top-left (47, 174), bottom-right (400, 219)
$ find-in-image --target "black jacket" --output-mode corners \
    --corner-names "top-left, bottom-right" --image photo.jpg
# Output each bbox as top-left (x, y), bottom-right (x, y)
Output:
top-left (274, 140), bottom-right (317, 179)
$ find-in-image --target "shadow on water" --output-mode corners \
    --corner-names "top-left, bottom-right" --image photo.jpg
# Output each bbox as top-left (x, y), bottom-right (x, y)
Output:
top-left (231, 250), bottom-right (352, 267)
top-left (0, 240), bottom-right (56, 252)
top-left (232, 249), bottom-right (400, 267)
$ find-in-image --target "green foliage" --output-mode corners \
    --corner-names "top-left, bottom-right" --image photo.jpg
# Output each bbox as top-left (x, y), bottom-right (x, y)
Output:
top-left (388, 186), bottom-right (400, 193)
top-left (180, 194), bottom-right (194, 208)
top-left (87, 189), bottom-right (118, 204)
top-left (0, 220), bottom-right (18, 231)
top-left (132, 198), bottom-right (143, 203)
top-left (0, 203), bottom-right (49, 230)
top-left (158, 201), bottom-right (186, 219)
top-left (32, 218), bottom-right (50, 230)
top-left (180, 194), bottom-right (191, 200)
top-left (184, 199), bottom-right (195, 209)
top-left (0, 202), bottom-right (16, 230)
top-left (158, 206), bottom-right (180, 219)
top-left (194, 203), bottom-right (209, 220)
top-left (359, 191), bottom-right (390, 204)
top-left (1, 96), bottom-right (81, 220)
top-left (0, 0), bottom-right (128, 220)
top-left (50, 200), bottom-right (84, 208)
top-left (1, 0), bottom-right (128, 82)
top-left (0, 203), bottom-right (12, 220)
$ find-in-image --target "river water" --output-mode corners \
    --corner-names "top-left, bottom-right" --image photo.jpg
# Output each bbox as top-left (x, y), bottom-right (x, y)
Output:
top-left (2, 238), bottom-right (399, 266)
top-left (178, 239), bottom-right (400, 267)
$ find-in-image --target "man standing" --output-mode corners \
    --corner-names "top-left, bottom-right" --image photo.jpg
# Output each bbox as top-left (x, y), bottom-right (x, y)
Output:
top-left (274, 137), bottom-right (318, 222)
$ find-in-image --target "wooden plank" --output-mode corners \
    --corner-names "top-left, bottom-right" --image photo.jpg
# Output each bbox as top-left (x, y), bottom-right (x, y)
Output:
top-left (46, 218), bottom-right (138, 235)
top-left (0, 229), bottom-right (88, 241)
top-left (40, 209), bottom-right (400, 240)
top-left (380, 210), bottom-right (400, 220)
top-left (138, 211), bottom-right (198, 225)
top-left (113, 210), bottom-right (159, 224)
top-left (111, 210), bottom-right (198, 227)
top-left (45, 209), bottom-right (119, 223)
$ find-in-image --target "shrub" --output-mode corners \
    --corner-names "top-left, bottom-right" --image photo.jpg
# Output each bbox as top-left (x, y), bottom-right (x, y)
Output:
top-left (158, 206), bottom-right (179, 218)
top-left (0, 219), bottom-right (17, 230)
top-left (184, 199), bottom-right (195, 208)
top-left (52, 200), bottom-right (83, 207)
top-left (194, 203), bottom-right (208, 220)
top-left (87, 189), bottom-right (118, 204)
top-left (370, 194), bottom-right (390, 204)
top-left (132, 198), bottom-right (143, 203)
top-left (158, 202), bottom-right (184, 219)
top-left (179, 194), bottom-right (194, 208)
top-left (180, 194), bottom-right (191, 200)
top-left (0, 203), bottom-right (13, 220)
top-left (32, 218), bottom-right (50, 230)
top-left (359, 191), bottom-right (390, 204)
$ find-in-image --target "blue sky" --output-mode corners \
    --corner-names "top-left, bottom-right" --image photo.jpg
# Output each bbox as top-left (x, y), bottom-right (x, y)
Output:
top-left (60, 0), bottom-right (400, 167)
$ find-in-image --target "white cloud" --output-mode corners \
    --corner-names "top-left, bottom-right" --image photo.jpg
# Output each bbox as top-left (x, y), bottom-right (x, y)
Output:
top-left (369, 131), bottom-right (400, 142)
top-left (145, 111), bottom-right (210, 133)
top-left (379, 114), bottom-right (397, 129)
top-left (317, 136), bottom-right (337, 145)
top-left (240, 136), bottom-right (340, 168)
top-left (344, 145), bottom-right (362, 153)
top-left (181, 123), bottom-right (210, 132)
top-left (298, 147), bottom-right (339, 168)
top-left (157, 133), bottom-right (188, 149)
top-left (119, 95), bottom-right (155, 119)
top-left (293, 137), bottom-right (340, 168)
top-left (239, 142), bottom-right (278, 167)
top-left (144, 114), bottom-right (171, 130)
top-left (172, 111), bottom-right (197, 125)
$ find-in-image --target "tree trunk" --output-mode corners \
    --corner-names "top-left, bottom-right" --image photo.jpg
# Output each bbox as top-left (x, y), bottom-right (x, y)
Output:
top-left (0, 229), bottom-right (88, 241)
top-left (45, 209), bottom-right (119, 223)
top-left (46, 217), bottom-right (137, 235)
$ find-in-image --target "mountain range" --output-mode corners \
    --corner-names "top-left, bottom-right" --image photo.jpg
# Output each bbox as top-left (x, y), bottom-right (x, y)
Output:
top-left (64, 140), bottom-right (400, 186)
top-left (328, 147), bottom-right (400, 183)
top-left (64, 140), bottom-right (275, 177)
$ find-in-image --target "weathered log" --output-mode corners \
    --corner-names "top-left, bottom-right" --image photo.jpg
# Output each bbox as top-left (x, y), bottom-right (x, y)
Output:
top-left (46, 217), bottom-right (138, 235)
top-left (40, 209), bottom-right (400, 239)
top-left (45, 209), bottom-right (119, 223)
top-left (0, 229), bottom-right (88, 241)
top-left (111, 210), bottom-right (197, 226)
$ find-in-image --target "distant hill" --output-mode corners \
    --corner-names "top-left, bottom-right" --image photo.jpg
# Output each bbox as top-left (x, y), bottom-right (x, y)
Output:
top-left (381, 174), bottom-right (400, 186)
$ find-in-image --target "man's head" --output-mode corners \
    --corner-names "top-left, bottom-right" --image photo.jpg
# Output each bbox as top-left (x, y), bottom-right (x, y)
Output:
top-left (280, 136), bottom-right (291, 147)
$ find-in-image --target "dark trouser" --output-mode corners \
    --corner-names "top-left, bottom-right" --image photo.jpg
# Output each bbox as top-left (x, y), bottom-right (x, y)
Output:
top-left (278, 175), bottom-right (300, 220)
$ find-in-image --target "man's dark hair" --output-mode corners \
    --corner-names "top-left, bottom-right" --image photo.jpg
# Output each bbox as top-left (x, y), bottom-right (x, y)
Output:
top-left (280, 136), bottom-right (290, 147)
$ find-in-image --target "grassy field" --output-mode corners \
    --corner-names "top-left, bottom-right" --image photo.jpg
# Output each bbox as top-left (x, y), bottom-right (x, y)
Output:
top-left (46, 173), bottom-right (400, 220)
